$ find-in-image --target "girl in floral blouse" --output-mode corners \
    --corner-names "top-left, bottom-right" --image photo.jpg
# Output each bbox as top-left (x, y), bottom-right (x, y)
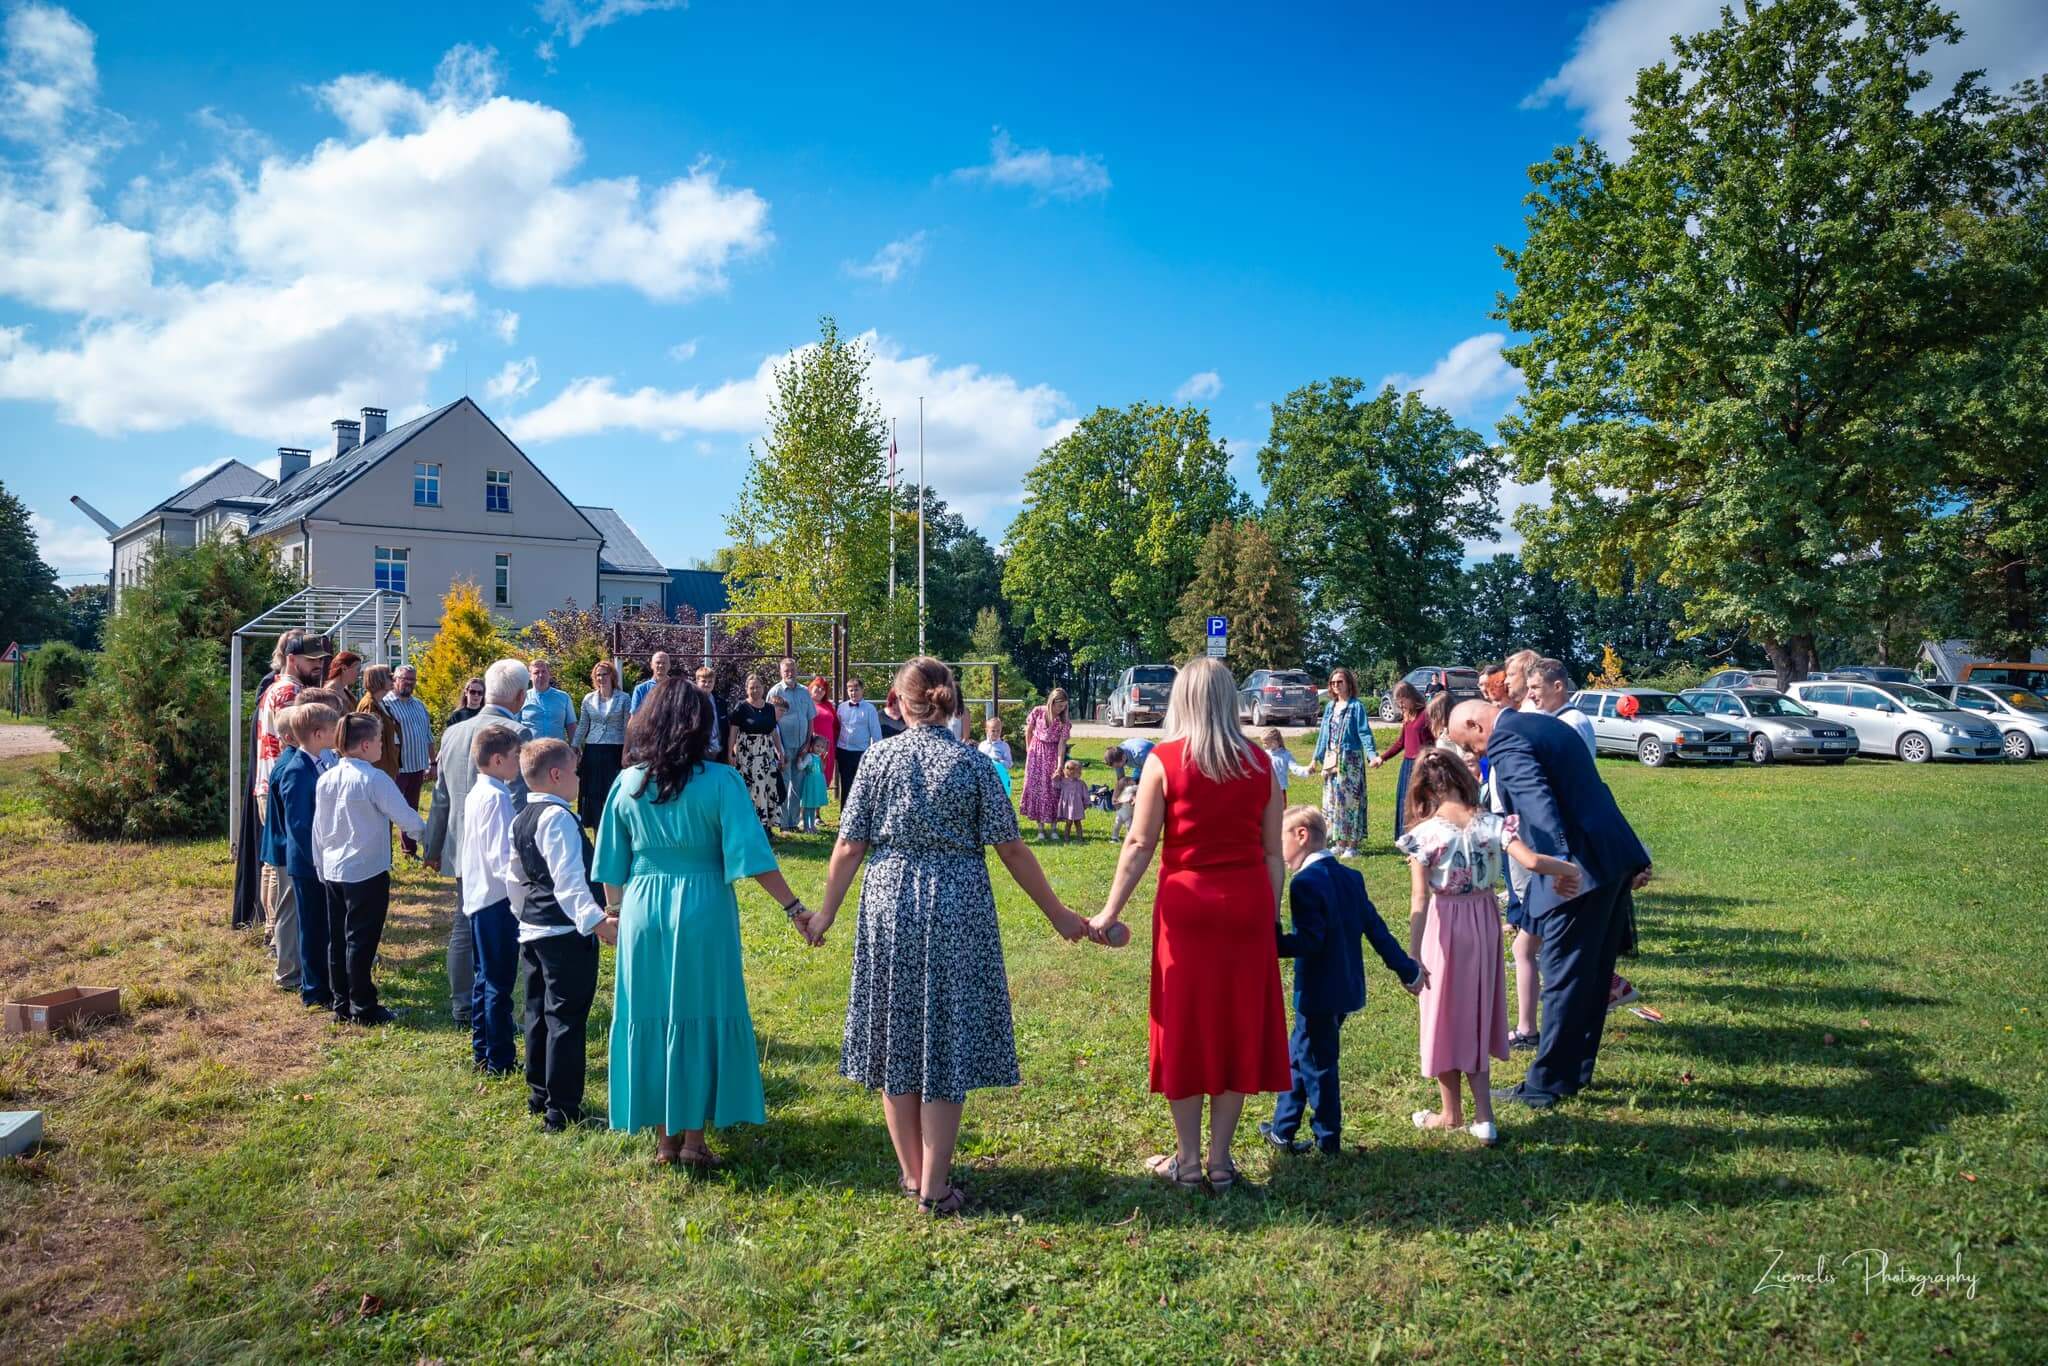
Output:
top-left (1396, 751), bottom-right (1581, 1145)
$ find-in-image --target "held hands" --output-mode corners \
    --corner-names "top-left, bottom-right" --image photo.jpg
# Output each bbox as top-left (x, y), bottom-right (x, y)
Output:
top-left (595, 915), bottom-right (620, 946)
top-left (1632, 864), bottom-right (1654, 891)
top-left (799, 905), bottom-right (836, 947)
top-left (1086, 907), bottom-right (1121, 945)
top-left (1552, 862), bottom-right (1585, 899)
top-left (1046, 904), bottom-right (1089, 943)
top-left (1406, 965), bottom-right (1430, 997)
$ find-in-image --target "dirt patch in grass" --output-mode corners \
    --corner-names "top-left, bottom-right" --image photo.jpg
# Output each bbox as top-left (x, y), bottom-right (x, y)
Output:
top-left (0, 762), bottom-right (348, 1361)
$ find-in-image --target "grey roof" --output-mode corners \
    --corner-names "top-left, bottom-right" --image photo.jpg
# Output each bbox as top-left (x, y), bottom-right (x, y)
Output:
top-left (115, 460), bottom-right (274, 537)
top-left (246, 400), bottom-right (462, 537)
top-left (1922, 639), bottom-right (2048, 677)
top-left (577, 506), bottom-right (667, 576)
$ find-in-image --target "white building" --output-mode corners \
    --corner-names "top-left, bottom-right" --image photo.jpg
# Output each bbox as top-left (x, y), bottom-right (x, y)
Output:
top-left (93, 398), bottom-right (675, 660)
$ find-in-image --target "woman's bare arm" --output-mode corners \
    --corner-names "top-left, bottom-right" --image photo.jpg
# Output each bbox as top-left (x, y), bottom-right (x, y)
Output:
top-left (1093, 760), bottom-right (1167, 930)
top-left (1261, 774), bottom-right (1285, 917)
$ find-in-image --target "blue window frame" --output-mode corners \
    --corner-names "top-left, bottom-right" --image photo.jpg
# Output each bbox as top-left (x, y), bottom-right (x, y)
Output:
top-left (413, 462), bottom-right (440, 506)
top-left (374, 546), bottom-right (408, 596)
top-left (486, 468), bottom-right (511, 513)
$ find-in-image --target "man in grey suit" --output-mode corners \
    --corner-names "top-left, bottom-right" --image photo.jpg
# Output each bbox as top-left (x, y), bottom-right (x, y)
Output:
top-left (422, 658), bottom-right (532, 1023)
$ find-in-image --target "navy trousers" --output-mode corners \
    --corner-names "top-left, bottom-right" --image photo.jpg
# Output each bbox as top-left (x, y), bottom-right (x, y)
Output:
top-left (1523, 879), bottom-right (1629, 1099)
top-left (289, 873), bottom-right (332, 1006)
top-left (468, 900), bottom-right (520, 1072)
top-left (1269, 1010), bottom-right (1346, 1150)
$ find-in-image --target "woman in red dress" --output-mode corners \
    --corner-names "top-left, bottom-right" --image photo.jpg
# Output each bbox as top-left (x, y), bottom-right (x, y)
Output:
top-left (1091, 657), bottom-right (1290, 1191)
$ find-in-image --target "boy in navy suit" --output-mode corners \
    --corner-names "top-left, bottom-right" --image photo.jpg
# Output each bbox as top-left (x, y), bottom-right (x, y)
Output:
top-left (1261, 805), bottom-right (1427, 1154)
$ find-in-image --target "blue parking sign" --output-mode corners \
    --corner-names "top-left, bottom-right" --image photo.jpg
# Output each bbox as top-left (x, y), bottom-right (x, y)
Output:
top-left (1206, 616), bottom-right (1228, 638)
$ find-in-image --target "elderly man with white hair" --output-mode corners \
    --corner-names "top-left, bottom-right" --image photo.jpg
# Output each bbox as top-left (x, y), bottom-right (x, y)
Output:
top-left (423, 659), bottom-right (533, 1024)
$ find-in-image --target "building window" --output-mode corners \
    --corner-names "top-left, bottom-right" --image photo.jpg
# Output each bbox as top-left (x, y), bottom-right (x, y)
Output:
top-left (414, 462), bottom-right (441, 507)
top-left (494, 553), bottom-right (510, 606)
top-left (621, 595), bottom-right (642, 612)
top-left (486, 469), bottom-right (512, 513)
top-left (375, 546), bottom-right (408, 596)
top-left (386, 637), bottom-right (404, 668)
top-left (288, 545), bottom-right (304, 577)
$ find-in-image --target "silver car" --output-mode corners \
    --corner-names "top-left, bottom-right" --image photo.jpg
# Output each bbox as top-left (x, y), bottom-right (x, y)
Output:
top-left (1785, 680), bottom-right (2004, 763)
top-left (1679, 688), bottom-right (1857, 764)
top-left (1700, 668), bottom-right (1780, 691)
top-left (1570, 689), bottom-right (1743, 767)
top-left (1928, 683), bottom-right (2048, 761)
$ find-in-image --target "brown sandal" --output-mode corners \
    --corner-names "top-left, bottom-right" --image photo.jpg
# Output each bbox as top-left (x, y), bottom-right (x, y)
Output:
top-left (919, 1184), bottom-right (966, 1217)
top-left (654, 1138), bottom-right (682, 1166)
top-left (677, 1146), bottom-right (725, 1171)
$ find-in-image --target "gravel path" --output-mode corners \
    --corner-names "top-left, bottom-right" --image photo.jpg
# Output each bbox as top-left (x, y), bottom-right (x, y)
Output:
top-left (0, 723), bottom-right (65, 759)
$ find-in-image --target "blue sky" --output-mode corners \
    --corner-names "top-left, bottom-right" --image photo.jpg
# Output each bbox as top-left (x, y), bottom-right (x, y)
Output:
top-left (5, 0), bottom-right (2044, 586)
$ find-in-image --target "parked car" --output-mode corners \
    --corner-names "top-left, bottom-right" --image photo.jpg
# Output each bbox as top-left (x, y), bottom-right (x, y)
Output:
top-left (1678, 688), bottom-right (1857, 765)
top-left (1826, 665), bottom-right (1919, 685)
top-left (1958, 661), bottom-right (2048, 693)
top-left (1700, 667), bottom-right (1780, 691)
top-left (1379, 666), bottom-right (1483, 722)
top-left (1926, 683), bottom-right (2048, 761)
top-left (1570, 689), bottom-right (1743, 767)
top-left (1236, 668), bottom-right (1319, 727)
top-left (1784, 679), bottom-right (2004, 762)
top-left (1106, 664), bottom-right (1177, 727)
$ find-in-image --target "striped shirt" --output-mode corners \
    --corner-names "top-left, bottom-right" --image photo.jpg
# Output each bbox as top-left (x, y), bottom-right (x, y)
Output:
top-left (382, 692), bottom-right (435, 773)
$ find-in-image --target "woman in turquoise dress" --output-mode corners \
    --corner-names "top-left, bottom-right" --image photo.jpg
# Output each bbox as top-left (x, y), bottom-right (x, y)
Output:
top-left (595, 677), bottom-right (812, 1168)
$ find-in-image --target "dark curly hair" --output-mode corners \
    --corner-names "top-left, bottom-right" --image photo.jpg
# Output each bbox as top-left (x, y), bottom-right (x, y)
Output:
top-left (625, 671), bottom-right (711, 804)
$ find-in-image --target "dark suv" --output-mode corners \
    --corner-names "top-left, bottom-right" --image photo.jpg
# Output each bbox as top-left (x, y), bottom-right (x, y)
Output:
top-left (1379, 666), bottom-right (1483, 722)
top-left (1236, 669), bottom-right (1319, 726)
top-left (1107, 664), bottom-right (1177, 727)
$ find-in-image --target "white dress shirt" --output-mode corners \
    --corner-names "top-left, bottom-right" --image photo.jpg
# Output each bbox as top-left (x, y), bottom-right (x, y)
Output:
top-left (458, 774), bottom-right (518, 913)
top-left (978, 738), bottom-right (1013, 766)
top-left (511, 795), bottom-right (610, 943)
top-left (313, 756), bottom-right (428, 884)
top-left (836, 699), bottom-right (882, 751)
top-left (1552, 704), bottom-right (1598, 758)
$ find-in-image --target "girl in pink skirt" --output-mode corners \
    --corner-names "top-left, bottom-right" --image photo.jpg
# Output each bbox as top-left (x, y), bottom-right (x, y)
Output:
top-left (1396, 751), bottom-right (1582, 1145)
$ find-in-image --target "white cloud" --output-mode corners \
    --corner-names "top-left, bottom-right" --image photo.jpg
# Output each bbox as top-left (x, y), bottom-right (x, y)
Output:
top-left (0, 16), bottom-right (769, 439)
top-left (1466, 476), bottom-right (1550, 559)
top-left (1380, 333), bottom-right (1521, 421)
top-left (29, 509), bottom-right (110, 575)
top-left (843, 229), bottom-right (926, 284)
top-left (1529, 0), bottom-right (2048, 155)
top-left (667, 338), bottom-right (698, 362)
top-left (509, 331), bottom-right (1077, 526)
top-left (952, 128), bottom-right (1109, 201)
top-left (484, 355), bottom-right (539, 401)
top-left (536, 0), bottom-right (685, 61)
top-left (1173, 370), bottom-right (1222, 403)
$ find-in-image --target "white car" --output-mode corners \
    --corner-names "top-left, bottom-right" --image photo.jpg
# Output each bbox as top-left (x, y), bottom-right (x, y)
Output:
top-left (1928, 683), bottom-right (2048, 761)
top-left (1569, 689), bottom-right (1743, 767)
top-left (1785, 680), bottom-right (2004, 763)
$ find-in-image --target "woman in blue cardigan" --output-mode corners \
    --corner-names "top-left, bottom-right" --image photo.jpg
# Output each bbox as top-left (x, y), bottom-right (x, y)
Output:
top-left (1309, 667), bottom-right (1377, 859)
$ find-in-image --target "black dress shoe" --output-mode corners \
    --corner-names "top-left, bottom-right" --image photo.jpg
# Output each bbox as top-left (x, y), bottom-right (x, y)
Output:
top-left (1491, 1084), bottom-right (1556, 1110)
top-left (1314, 1139), bottom-right (1343, 1157)
top-left (1257, 1121), bottom-right (1310, 1155)
top-left (351, 1005), bottom-right (397, 1026)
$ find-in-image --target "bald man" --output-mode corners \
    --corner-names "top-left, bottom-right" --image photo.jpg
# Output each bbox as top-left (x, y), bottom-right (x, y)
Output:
top-left (1447, 699), bottom-right (1651, 1108)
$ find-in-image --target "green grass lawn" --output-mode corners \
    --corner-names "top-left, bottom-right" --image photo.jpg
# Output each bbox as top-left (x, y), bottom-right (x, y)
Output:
top-left (3, 744), bottom-right (2044, 1361)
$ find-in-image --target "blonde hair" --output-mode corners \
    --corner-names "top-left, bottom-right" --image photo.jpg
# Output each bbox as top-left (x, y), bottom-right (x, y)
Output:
top-left (358, 663), bottom-right (393, 702)
top-left (519, 737), bottom-right (576, 788)
top-left (286, 702), bottom-right (339, 745)
top-left (1282, 804), bottom-right (1328, 844)
top-left (893, 656), bottom-right (958, 723)
top-left (1163, 657), bottom-right (1258, 783)
top-left (1046, 687), bottom-right (1069, 717)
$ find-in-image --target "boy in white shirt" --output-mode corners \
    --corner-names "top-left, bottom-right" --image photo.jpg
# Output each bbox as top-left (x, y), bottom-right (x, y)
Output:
top-left (313, 713), bottom-right (428, 1025)
top-left (509, 739), bottom-right (620, 1131)
top-left (459, 724), bottom-right (524, 1075)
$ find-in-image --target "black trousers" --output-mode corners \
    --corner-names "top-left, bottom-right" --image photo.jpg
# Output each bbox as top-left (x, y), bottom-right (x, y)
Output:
top-left (521, 931), bottom-right (600, 1122)
top-left (835, 746), bottom-right (864, 805)
top-left (325, 872), bottom-right (390, 1018)
top-left (1523, 878), bottom-right (1630, 1099)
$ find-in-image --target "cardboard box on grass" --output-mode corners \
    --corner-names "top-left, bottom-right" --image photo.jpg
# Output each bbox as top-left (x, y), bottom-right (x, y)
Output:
top-left (3, 986), bottom-right (121, 1035)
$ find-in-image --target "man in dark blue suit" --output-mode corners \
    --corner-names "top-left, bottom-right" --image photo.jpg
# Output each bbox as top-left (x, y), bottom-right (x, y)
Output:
top-left (1260, 806), bottom-right (1426, 1154)
top-left (1450, 700), bottom-right (1653, 1108)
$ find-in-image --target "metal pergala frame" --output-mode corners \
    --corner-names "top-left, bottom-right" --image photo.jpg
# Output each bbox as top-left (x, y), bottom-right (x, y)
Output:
top-left (228, 587), bottom-right (408, 851)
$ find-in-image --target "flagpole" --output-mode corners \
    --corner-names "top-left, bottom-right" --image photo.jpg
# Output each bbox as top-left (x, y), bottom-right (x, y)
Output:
top-left (917, 397), bottom-right (926, 654)
top-left (887, 418), bottom-right (897, 601)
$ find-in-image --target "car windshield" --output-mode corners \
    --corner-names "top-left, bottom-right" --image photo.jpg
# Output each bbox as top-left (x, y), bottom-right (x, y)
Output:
top-left (1988, 687), bottom-right (2048, 713)
top-left (1740, 693), bottom-right (1814, 717)
top-left (1888, 683), bottom-right (1956, 714)
top-left (1131, 667), bottom-right (1175, 684)
top-left (1629, 693), bottom-right (1695, 716)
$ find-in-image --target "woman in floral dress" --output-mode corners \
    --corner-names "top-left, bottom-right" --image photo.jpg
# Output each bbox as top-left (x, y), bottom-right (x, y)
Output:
top-left (1309, 667), bottom-right (1377, 858)
top-left (1019, 687), bottom-right (1072, 841)
top-left (803, 658), bottom-right (1089, 1217)
top-left (725, 673), bottom-right (782, 832)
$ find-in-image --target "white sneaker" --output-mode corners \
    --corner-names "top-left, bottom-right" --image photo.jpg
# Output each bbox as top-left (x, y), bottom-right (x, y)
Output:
top-left (1469, 1121), bottom-right (1498, 1145)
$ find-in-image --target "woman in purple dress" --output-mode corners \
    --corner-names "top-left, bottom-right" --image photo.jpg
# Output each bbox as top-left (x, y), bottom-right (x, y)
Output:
top-left (1019, 688), bottom-right (1072, 841)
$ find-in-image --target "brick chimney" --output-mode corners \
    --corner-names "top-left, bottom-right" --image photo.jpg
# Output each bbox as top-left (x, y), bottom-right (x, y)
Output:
top-left (361, 406), bottom-right (387, 441)
top-left (276, 447), bottom-right (311, 483)
top-left (333, 419), bottom-right (360, 457)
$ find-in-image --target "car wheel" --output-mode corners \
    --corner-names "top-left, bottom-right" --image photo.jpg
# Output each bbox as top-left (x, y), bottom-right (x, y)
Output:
top-left (1748, 733), bottom-right (1772, 765)
top-left (1252, 703), bottom-right (1267, 728)
top-left (2004, 729), bottom-right (2034, 761)
top-left (1637, 736), bottom-right (1667, 768)
top-left (1897, 732), bottom-right (1932, 764)
top-left (1379, 694), bottom-right (1399, 723)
